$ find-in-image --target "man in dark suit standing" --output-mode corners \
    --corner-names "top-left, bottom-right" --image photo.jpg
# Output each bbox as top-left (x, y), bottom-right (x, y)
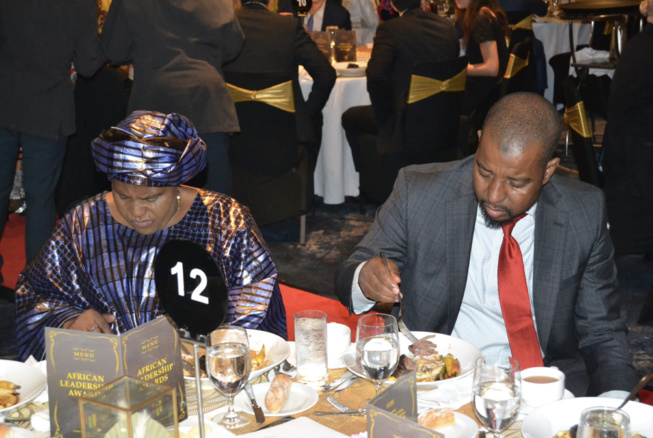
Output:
top-left (336, 93), bottom-right (636, 397)
top-left (224, 0), bottom-right (336, 150)
top-left (279, 0), bottom-right (352, 30)
top-left (341, 0), bottom-right (459, 197)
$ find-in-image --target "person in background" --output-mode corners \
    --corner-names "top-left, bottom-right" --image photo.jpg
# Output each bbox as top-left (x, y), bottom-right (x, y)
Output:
top-left (15, 111), bottom-right (287, 361)
top-left (279, 0), bottom-right (353, 30)
top-left (456, 0), bottom-right (509, 152)
top-left (336, 93), bottom-right (636, 397)
top-left (0, 0), bottom-right (105, 281)
top-left (224, 0), bottom-right (336, 155)
top-left (601, 0), bottom-right (653, 257)
top-left (343, 0), bottom-right (380, 46)
top-left (100, 0), bottom-right (244, 196)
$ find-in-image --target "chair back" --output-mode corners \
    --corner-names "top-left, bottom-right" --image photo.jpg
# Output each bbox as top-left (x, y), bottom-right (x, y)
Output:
top-left (225, 70), bottom-right (313, 230)
top-left (501, 36), bottom-right (537, 97)
top-left (562, 75), bottom-right (602, 187)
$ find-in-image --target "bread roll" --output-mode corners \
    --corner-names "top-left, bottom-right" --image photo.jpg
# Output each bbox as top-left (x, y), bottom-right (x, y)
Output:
top-left (265, 374), bottom-right (292, 413)
top-left (418, 407), bottom-right (455, 429)
top-left (0, 423), bottom-right (15, 438)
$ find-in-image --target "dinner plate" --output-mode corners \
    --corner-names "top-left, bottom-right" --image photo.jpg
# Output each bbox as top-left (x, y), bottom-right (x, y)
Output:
top-left (2, 426), bottom-right (39, 438)
top-left (343, 331), bottom-right (482, 388)
top-left (182, 328), bottom-right (290, 383)
top-left (518, 389), bottom-right (574, 420)
top-left (234, 382), bottom-right (319, 416)
top-left (423, 412), bottom-right (478, 438)
top-left (0, 359), bottom-right (47, 418)
top-left (168, 415), bottom-right (223, 438)
top-left (333, 61), bottom-right (367, 77)
top-left (521, 397), bottom-right (653, 438)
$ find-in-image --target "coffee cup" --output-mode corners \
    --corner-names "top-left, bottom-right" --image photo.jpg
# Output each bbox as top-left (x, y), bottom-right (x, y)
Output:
top-left (521, 366), bottom-right (565, 408)
top-left (327, 322), bottom-right (351, 369)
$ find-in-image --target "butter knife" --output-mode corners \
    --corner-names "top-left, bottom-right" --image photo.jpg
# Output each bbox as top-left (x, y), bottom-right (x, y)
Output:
top-left (244, 383), bottom-right (265, 424)
top-left (323, 370), bottom-right (354, 391)
top-left (334, 375), bottom-right (360, 392)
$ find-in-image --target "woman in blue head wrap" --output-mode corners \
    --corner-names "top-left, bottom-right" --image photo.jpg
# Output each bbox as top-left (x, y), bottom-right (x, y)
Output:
top-left (15, 111), bottom-right (287, 361)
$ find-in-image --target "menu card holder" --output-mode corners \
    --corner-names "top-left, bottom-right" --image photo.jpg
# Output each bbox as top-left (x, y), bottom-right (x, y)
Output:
top-left (45, 316), bottom-right (186, 438)
top-left (308, 31), bottom-right (331, 59)
top-left (367, 372), bottom-right (444, 438)
top-left (333, 30), bottom-right (357, 62)
top-left (79, 376), bottom-right (178, 438)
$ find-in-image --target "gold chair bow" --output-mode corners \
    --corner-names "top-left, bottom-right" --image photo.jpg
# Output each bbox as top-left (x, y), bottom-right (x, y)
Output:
top-left (227, 80), bottom-right (295, 113)
top-left (509, 14), bottom-right (534, 31)
top-left (407, 68), bottom-right (467, 104)
top-left (564, 101), bottom-right (591, 138)
top-left (503, 52), bottom-right (530, 79)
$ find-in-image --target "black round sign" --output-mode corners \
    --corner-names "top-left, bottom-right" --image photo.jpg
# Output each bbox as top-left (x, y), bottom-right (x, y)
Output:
top-left (291, 0), bottom-right (312, 15)
top-left (154, 240), bottom-right (228, 338)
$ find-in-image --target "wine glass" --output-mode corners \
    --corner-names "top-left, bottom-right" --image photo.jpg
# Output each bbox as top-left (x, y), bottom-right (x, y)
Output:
top-left (577, 407), bottom-right (631, 438)
top-left (472, 355), bottom-right (521, 438)
top-left (206, 325), bottom-right (251, 429)
top-left (355, 314), bottom-right (400, 395)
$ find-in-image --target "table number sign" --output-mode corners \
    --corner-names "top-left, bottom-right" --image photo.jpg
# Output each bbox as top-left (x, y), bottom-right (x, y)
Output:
top-left (367, 372), bottom-right (444, 438)
top-left (333, 31), bottom-right (357, 62)
top-left (45, 316), bottom-right (186, 438)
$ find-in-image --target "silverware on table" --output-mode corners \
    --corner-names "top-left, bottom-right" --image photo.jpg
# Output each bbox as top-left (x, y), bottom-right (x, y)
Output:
top-left (312, 410), bottom-right (366, 416)
top-left (335, 375), bottom-right (359, 392)
top-left (380, 251), bottom-right (419, 344)
top-left (327, 396), bottom-right (367, 414)
top-left (244, 383), bottom-right (265, 424)
top-left (258, 415), bottom-right (295, 430)
top-left (322, 370), bottom-right (354, 391)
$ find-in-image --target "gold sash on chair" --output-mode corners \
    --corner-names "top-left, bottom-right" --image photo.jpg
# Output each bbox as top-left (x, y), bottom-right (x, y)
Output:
top-left (406, 68), bottom-right (467, 104)
top-left (506, 15), bottom-right (534, 47)
top-left (227, 80), bottom-right (295, 113)
top-left (503, 52), bottom-right (530, 79)
top-left (564, 101), bottom-right (592, 138)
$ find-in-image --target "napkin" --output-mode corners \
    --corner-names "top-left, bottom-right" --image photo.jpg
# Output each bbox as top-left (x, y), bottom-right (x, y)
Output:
top-left (416, 373), bottom-right (474, 412)
top-left (569, 48), bottom-right (615, 79)
top-left (239, 417), bottom-right (348, 438)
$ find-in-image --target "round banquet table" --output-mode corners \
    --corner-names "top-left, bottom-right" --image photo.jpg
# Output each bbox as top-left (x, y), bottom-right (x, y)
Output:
top-left (299, 68), bottom-right (370, 205)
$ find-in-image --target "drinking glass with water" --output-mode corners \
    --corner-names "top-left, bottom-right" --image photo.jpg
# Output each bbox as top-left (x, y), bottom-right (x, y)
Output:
top-left (295, 310), bottom-right (329, 387)
top-left (355, 314), bottom-right (400, 395)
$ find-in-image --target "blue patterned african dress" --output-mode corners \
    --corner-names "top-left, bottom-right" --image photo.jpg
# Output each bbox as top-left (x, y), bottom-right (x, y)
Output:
top-left (15, 189), bottom-right (286, 361)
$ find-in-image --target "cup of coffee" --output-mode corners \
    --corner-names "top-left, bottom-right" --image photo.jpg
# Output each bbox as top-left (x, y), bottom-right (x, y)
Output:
top-left (521, 366), bottom-right (565, 408)
top-left (327, 322), bottom-right (351, 369)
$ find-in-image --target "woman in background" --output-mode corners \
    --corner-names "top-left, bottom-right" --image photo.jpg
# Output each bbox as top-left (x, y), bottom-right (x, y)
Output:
top-left (456, 0), bottom-right (509, 152)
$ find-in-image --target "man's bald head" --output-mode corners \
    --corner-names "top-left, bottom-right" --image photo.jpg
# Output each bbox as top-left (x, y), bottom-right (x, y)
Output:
top-left (481, 92), bottom-right (562, 166)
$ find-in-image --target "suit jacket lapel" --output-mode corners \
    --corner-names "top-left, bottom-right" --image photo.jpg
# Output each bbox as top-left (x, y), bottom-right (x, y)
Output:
top-left (532, 179), bottom-right (568, 354)
top-left (445, 169), bottom-right (477, 333)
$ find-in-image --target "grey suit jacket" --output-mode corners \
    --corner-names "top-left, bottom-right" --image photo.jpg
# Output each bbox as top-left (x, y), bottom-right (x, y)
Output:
top-left (335, 156), bottom-right (636, 396)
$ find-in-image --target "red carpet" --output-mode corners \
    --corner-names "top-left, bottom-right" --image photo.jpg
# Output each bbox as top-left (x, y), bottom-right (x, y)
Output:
top-left (0, 213), bottom-right (360, 341)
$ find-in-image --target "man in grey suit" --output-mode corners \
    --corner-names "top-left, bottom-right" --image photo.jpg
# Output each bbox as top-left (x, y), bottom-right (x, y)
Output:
top-left (335, 93), bottom-right (636, 397)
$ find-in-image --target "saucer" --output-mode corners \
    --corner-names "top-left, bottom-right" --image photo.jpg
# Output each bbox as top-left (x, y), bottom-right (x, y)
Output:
top-left (518, 389), bottom-right (574, 420)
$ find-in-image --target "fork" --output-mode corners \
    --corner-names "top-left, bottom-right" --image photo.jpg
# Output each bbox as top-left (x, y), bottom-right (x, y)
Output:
top-left (380, 251), bottom-right (419, 344)
top-left (327, 396), bottom-right (367, 414)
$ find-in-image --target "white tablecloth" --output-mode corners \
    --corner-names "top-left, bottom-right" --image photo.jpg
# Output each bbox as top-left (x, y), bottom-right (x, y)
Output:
top-left (300, 69), bottom-right (370, 205)
top-left (533, 16), bottom-right (591, 104)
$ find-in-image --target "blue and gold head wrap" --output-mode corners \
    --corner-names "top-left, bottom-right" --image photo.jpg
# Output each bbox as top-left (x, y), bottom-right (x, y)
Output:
top-left (91, 111), bottom-right (207, 187)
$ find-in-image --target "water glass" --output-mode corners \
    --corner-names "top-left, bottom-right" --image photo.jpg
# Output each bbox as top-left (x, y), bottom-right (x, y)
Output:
top-left (295, 310), bottom-right (328, 387)
top-left (206, 325), bottom-right (251, 429)
top-left (355, 313), bottom-right (400, 395)
top-left (472, 355), bottom-right (521, 438)
top-left (577, 407), bottom-right (631, 438)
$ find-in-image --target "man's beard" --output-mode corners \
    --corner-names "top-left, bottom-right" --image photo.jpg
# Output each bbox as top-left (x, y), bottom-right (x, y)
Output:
top-left (478, 200), bottom-right (516, 229)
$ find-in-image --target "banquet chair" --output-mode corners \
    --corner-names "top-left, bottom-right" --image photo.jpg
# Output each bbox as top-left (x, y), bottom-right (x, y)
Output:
top-left (500, 37), bottom-right (537, 97)
top-left (358, 57), bottom-right (467, 204)
top-left (225, 70), bottom-right (314, 244)
top-left (562, 76), bottom-right (602, 187)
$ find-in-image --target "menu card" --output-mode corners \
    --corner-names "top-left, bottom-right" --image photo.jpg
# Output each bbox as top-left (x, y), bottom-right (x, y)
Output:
top-left (45, 316), bottom-right (187, 438)
top-left (333, 30), bottom-right (357, 62)
top-left (308, 31), bottom-right (331, 59)
top-left (367, 372), bottom-right (444, 438)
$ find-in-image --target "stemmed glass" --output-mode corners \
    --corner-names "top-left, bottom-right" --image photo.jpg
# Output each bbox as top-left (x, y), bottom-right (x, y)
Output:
top-left (355, 314), bottom-right (400, 395)
top-left (206, 325), bottom-right (251, 429)
top-left (472, 355), bottom-right (521, 438)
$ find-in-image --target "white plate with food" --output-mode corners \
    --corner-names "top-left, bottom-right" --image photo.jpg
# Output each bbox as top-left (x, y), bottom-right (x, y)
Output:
top-left (234, 381), bottom-right (318, 417)
top-left (343, 331), bottom-right (482, 389)
top-left (0, 359), bottom-right (47, 418)
top-left (181, 329), bottom-right (290, 384)
top-left (419, 411), bottom-right (478, 438)
top-left (333, 61), bottom-right (367, 77)
top-left (521, 397), bottom-right (653, 438)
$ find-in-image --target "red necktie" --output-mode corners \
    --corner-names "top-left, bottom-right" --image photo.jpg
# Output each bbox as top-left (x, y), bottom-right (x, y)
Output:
top-left (497, 214), bottom-right (544, 369)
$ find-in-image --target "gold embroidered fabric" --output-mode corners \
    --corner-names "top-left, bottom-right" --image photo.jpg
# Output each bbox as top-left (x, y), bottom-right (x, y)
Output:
top-left (564, 101), bottom-right (592, 138)
top-left (503, 52), bottom-right (530, 79)
top-left (227, 81), bottom-right (295, 113)
top-left (406, 69), bottom-right (467, 104)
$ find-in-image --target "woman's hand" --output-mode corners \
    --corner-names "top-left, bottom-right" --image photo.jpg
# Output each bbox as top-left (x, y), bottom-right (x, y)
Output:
top-left (467, 40), bottom-right (500, 77)
top-left (62, 310), bottom-right (116, 333)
